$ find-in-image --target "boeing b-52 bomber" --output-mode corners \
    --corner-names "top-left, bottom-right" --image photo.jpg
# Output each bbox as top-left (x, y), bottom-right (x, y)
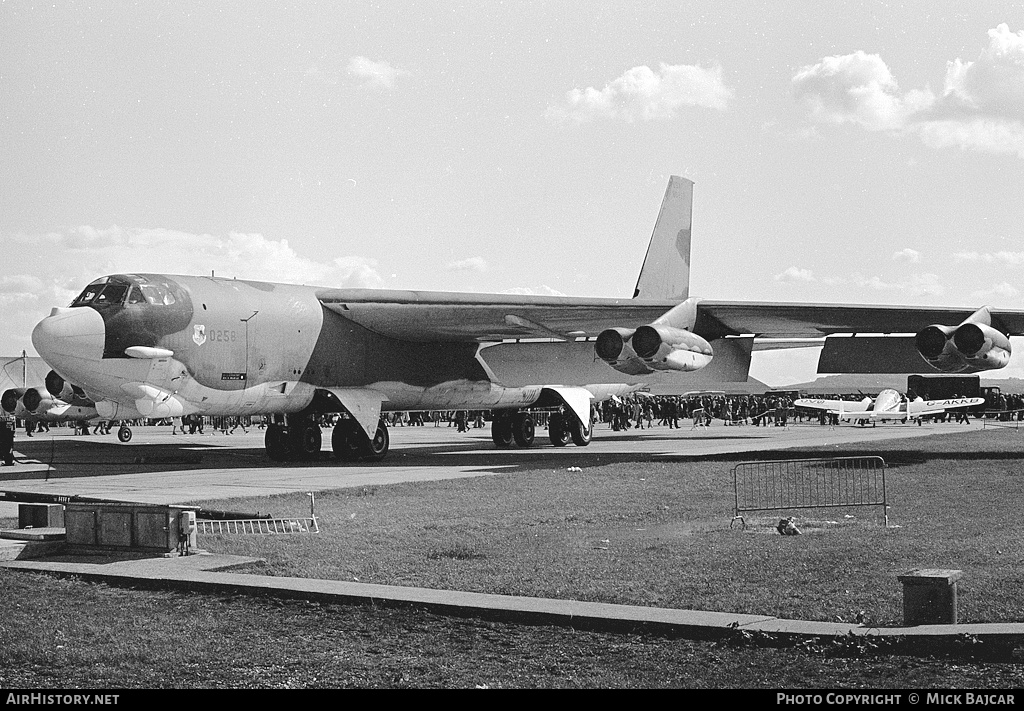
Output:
top-left (30, 177), bottom-right (1024, 462)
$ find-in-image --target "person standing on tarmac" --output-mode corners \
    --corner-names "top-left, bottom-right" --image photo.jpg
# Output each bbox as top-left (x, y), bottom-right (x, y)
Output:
top-left (0, 419), bottom-right (15, 466)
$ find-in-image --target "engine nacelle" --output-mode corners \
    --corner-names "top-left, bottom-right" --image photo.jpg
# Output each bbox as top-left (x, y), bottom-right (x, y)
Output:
top-left (915, 308), bottom-right (1011, 373)
top-left (595, 328), bottom-right (656, 375)
top-left (21, 387), bottom-right (55, 415)
top-left (596, 324), bottom-right (714, 375)
top-left (632, 325), bottom-right (714, 372)
top-left (1, 388), bottom-right (26, 415)
top-left (45, 370), bottom-right (89, 405)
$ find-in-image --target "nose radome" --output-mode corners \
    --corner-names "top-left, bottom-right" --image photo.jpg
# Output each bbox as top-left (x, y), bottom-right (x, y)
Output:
top-left (32, 306), bottom-right (106, 362)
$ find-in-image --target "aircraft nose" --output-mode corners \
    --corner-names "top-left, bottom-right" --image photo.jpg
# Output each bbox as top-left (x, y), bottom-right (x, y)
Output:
top-left (32, 307), bottom-right (105, 363)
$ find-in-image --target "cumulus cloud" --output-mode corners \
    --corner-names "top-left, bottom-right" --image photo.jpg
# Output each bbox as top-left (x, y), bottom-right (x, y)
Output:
top-left (774, 266), bottom-right (816, 283)
top-left (501, 285), bottom-right (567, 296)
top-left (0, 226), bottom-right (388, 354)
top-left (954, 250), bottom-right (1024, 266)
top-left (546, 63), bottom-right (733, 123)
top-left (792, 50), bottom-right (934, 131)
top-left (445, 257), bottom-right (488, 273)
top-left (970, 282), bottom-right (1020, 303)
top-left (794, 25), bottom-right (1024, 157)
top-left (773, 266), bottom-right (846, 285)
top-left (20, 226), bottom-right (385, 291)
top-left (938, 24), bottom-right (1024, 118)
top-left (852, 272), bottom-right (945, 297)
top-left (892, 248), bottom-right (921, 263)
top-left (0, 275), bottom-right (44, 296)
top-left (346, 56), bottom-right (411, 90)
top-left (774, 265), bottom-right (944, 297)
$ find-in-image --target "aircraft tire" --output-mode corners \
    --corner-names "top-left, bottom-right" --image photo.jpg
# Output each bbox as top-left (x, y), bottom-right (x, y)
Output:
top-left (361, 420), bottom-right (390, 461)
top-left (291, 421), bottom-right (322, 460)
top-left (265, 424), bottom-right (290, 461)
top-left (332, 421), bottom-right (363, 461)
top-left (569, 416), bottom-right (592, 447)
top-left (491, 416), bottom-right (514, 448)
top-left (511, 412), bottom-right (535, 447)
top-left (117, 426), bottom-right (132, 443)
top-left (548, 413), bottom-right (571, 447)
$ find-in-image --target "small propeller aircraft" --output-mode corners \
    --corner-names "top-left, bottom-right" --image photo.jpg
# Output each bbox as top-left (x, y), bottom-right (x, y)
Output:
top-left (794, 389), bottom-right (985, 424)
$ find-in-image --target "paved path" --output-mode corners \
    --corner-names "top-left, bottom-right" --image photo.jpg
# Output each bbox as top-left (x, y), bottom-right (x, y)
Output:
top-left (0, 419), bottom-right (982, 507)
top-left (3, 549), bottom-right (1022, 655)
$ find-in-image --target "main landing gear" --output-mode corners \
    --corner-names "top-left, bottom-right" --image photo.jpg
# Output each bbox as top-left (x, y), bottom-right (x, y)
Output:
top-left (117, 425), bottom-right (133, 442)
top-left (332, 417), bottom-right (389, 462)
top-left (491, 410), bottom-right (591, 449)
top-left (264, 414), bottom-right (390, 462)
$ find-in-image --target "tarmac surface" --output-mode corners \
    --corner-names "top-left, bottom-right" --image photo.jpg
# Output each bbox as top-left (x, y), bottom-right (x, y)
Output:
top-left (2, 418), bottom-right (1022, 654)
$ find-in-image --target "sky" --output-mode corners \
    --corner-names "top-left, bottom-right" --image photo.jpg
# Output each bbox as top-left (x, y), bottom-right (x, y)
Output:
top-left (4, 1), bottom-right (1024, 386)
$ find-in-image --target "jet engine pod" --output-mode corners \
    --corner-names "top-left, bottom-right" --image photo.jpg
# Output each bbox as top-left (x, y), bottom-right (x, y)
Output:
top-left (952, 322), bottom-right (1011, 370)
top-left (915, 308), bottom-right (1011, 372)
top-left (595, 328), bottom-right (656, 375)
top-left (45, 370), bottom-right (67, 398)
top-left (22, 387), bottom-right (42, 413)
top-left (2, 388), bottom-right (25, 414)
top-left (631, 325), bottom-right (714, 373)
top-left (595, 327), bottom-right (635, 363)
top-left (45, 370), bottom-right (86, 402)
top-left (22, 387), bottom-right (57, 414)
top-left (915, 324), bottom-right (955, 363)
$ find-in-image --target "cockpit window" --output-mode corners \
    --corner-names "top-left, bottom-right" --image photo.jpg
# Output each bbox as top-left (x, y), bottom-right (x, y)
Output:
top-left (140, 283), bottom-right (176, 305)
top-left (71, 274), bottom-right (180, 308)
top-left (94, 283), bottom-right (129, 305)
top-left (127, 286), bottom-right (146, 305)
top-left (70, 278), bottom-right (108, 307)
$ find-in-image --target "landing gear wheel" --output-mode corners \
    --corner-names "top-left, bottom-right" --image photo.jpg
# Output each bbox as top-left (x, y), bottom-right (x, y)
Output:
top-left (265, 424), bottom-right (290, 461)
top-left (290, 422), bottom-right (322, 460)
top-left (548, 413), bottom-right (571, 447)
top-left (332, 420), bottom-right (363, 461)
top-left (491, 415), bottom-right (514, 448)
top-left (363, 420), bottom-right (390, 461)
top-left (570, 416), bottom-right (592, 447)
top-left (117, 426), bottom-right (132, 443)
top-left (512, 412), bottom-right (535, 447)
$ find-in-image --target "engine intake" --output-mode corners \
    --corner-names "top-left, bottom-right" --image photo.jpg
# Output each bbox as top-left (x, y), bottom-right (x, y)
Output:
top-left (22, 388), bottom-right (43, 413)
top-left (2, 388), bottom-right (25, 414)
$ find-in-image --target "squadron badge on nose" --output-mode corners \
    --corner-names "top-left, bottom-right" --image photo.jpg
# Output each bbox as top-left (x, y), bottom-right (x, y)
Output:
top-left (193, 324), bottom-right (207, 346)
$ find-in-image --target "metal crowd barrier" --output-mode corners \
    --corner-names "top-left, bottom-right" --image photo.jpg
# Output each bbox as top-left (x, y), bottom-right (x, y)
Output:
top-left (732, 456), bottom-right (888, 528)
top-left (196, 516), bottom-right (320, 535)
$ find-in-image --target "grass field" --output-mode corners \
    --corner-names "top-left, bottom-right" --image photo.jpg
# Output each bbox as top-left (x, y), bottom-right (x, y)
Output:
top-left (3, 426), bottom-right (1024, 688)
top-left (196, 428), bottom-right (1024, 627)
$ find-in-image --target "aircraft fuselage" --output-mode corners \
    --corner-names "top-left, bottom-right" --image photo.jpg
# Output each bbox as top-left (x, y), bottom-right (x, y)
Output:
top-left (31, 274), bottom-right (631, 423)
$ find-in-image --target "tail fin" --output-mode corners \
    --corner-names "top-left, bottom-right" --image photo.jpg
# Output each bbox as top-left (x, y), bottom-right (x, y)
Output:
top-left (632, 176), bottom-right (693, 300)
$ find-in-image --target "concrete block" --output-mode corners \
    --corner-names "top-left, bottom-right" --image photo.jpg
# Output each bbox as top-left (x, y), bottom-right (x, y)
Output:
top-left (898, 568), bottom-right (962, 625)
top-left (18, 503), bottom-right (64, 529)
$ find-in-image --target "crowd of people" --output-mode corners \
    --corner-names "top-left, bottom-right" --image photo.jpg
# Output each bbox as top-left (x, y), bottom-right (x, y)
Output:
top-left (6, 389), bottom-right (1024, 442)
